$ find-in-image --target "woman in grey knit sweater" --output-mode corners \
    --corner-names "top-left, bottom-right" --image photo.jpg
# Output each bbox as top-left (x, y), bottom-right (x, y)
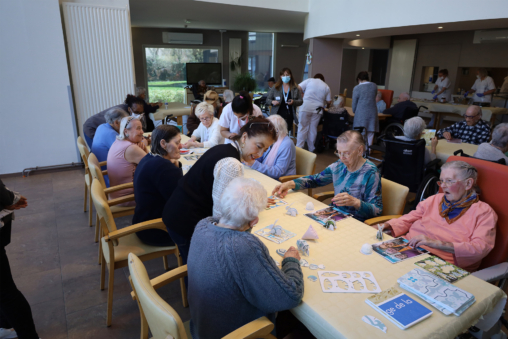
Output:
top-left (188, 177), bottom-right (304, 339)
top-left (352, 71), bottom-right (379, 146)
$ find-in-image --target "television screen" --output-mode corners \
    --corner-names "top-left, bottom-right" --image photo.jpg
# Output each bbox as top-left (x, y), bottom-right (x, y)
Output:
top-left (186, 63), bottom-right (222, 85)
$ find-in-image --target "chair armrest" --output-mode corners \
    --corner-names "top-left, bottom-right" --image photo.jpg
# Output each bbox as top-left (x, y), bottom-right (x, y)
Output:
top-left (222, 316), bottom-right (275, 339)
top-left (364, 215), bottom-right (402, 226)
top-left (99, 161), bottom-right (107, 166)
top-left (131, 265), bottom-right (188, 300)
top-left (472, 262), bottom-right (508, 283)
top-left (101, 170), bottom-right (108, 175)
top-left (279, 175), bottom-right (304, 183)
top-left (105, 218), bottom-right (166, 242)
top-left (107, 194), bottom-right (135, 206)
top-left (104, 182), bottom-right (134, 194)
top-left (313, 191), bottom-right (334, 202)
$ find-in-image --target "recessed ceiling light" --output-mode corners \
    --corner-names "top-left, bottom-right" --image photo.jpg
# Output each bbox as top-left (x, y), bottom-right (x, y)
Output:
top-left (356, 34), bottom-right (360, 36)
top-left (438, 26), bottom-right (443, 29)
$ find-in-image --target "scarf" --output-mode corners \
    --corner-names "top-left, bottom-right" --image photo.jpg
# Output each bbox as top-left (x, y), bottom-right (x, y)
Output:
top-left (263, 136), bottom-right (285, 167)
top-left (439, 191), bottom-right (479, 224)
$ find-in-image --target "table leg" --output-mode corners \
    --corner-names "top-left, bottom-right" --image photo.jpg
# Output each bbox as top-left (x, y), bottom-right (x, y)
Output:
top-left (177, 116), bottom-right (183, 126)
top-left (432, 112), bottom-right (439, 129)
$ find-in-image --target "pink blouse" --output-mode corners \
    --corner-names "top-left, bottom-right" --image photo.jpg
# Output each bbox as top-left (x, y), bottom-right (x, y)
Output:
top-left (389, 193), bottom-right (497, 272)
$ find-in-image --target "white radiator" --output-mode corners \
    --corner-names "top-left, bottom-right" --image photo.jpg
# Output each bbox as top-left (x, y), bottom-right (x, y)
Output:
top-left (62, 2), bottom-right (135, 138)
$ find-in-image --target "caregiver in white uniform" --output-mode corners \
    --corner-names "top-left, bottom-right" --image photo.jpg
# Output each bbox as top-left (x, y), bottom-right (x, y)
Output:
top-left (219, 91), bottom-right (262, 144)
top-left (467, 68), bottom-right (496, 107)
top-left (427, 69), bottom-right (452, 128)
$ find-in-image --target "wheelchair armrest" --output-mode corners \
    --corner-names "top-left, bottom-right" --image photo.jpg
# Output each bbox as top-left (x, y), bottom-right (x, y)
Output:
top-left (472, 262), bottom-right (508, 283)
top-left (313, 191), bottom-right (334, 202)
top-left (424, 159), bottom-right (441, 172)
top-left (369, 145), bottom-right (385, 154)
top-left (453, 149), bottom-right (465, 157)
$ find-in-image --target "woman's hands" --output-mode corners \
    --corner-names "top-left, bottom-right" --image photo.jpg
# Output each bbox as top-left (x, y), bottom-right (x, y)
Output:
top-left (284, 246), bottom-right (301, 261)
top-left (287, 99), bottom-right (293, 105)
top-left (182, 139), bottom-right (201, 149)
top-left (272, 181), bottom-right (295, 198)
top-left (6, 196), bottom-right (28, 210)
top-left (331, 192), bottom-right (361, 210)
top-left (430, 136), bottom-right (438, 153)
top-left (407, 235), bottom-right (455, 253)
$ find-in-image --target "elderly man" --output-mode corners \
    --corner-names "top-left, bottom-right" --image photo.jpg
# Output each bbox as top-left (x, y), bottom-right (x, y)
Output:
top-left (82, 103), bottom-right (128, 148)
top-left (188, 177), bottom-right (303, 339)
top-left (436, 105), bottom-right (491, 145)
top-left (474, 123), bottom-right (508, 164)
top-left (383, 92), bottom-right (417, 122)
top-left (466, 68), bottom-right (496, 107)
top-left (376, 91), bottom-right (386, 113)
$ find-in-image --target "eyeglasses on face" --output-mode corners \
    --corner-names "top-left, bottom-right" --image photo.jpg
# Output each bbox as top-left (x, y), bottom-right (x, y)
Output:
top-left (199, 116), bottom-right (212, 122)
top-left (437, 178), bottom-right (469, 187)
top-left (464, 113), bottom-right (479, 120)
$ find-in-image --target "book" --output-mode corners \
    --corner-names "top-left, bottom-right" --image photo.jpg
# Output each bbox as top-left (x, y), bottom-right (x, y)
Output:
top-left (414, 256), bottom-right (470, 283)
top-left (303, 206), bottom-right (351, 227)
top-left (365, 286), bottom-right (433, 330)
top-left (372, 237), bottom-right (429, 264)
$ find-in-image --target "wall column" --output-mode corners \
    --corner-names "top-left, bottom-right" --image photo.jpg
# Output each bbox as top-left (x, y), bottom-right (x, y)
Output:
top-left (308, 38), bottom-right (344, 96)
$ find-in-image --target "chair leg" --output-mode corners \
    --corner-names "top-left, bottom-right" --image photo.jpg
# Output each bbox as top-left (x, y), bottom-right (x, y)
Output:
top-left (95, 214), bottom-right (100, 243)
top-left (83, 182), bottom-right (88, 212)
top-left (100, 251), bottom-right (106, 290)
top-left (308, 188), bottom-right (313, 197)
top-left (163, 255), bottom-right (169, 271)
top-left (88, 190), bottom-right (93, 227)
top-left (106, 263), bottom-right (115, 327)
top-left (176, 249), bottom-right (188, 308)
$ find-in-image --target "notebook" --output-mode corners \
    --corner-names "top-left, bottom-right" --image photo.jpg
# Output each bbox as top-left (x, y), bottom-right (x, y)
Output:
top-left (365, 286), bottom-right (433, 330)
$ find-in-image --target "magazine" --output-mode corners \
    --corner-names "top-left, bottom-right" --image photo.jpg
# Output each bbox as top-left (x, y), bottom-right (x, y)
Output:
top-left (414, 256), bottom-right (470, 283)
top-left (303, 206), bottom-right (351, 227)
top-left (422, 129), bottom-right (436, 146)
top-left (372, 237), bottom-right (429, 264)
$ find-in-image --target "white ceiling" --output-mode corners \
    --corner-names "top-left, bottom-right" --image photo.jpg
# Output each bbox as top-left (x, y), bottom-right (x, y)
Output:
top-left (129, 0), bottom-right (307, 33)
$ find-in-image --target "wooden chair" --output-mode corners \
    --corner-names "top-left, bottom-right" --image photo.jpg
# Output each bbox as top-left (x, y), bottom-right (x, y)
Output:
top-left (312, 178), bottom-right (409, 225)
top-left (76, 136), bottom-right (93, 226)
top-left (91, 179), bottom-right (185, 326)
top-left (279, 147), bottom-right (317, 196)
top-left (128, 253), bottom-right (276, 339)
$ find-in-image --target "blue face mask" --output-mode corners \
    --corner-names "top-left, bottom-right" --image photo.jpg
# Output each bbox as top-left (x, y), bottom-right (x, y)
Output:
top-left (281, 76), bottom-right (291, 83)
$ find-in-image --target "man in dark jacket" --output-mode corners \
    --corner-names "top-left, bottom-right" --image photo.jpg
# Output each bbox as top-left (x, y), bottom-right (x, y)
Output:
top-left (0, 179), bottom-right (39, 338)
top-left (383, 92), bottom-right (418, 121)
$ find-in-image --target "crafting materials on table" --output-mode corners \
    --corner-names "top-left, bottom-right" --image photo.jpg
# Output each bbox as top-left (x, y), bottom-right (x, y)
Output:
top-left (361, 315), bottom-right (387, 333)
top-left (422, 129), bottom-right (436, 146)
top-left (361, 243), bottom-right (373, 255)
top-left (398, 268), bottom-right (476, 316)
top-left (414, 256), bottom-right (470, 283)
top-left (306, 202), bottom-right (314, 210)
top-left (254, 224), bottom-right (296, 244)
top-left (365, 286), bottom-right (433, 330)
top-left (285, 203), bottom-right (298, 216)
top-left (302, 225), bottom-right (319, 240)
top-left (372, 237), bottom-right (429, 264)
top-left (266, 195), bottom-right (289, 210)
top-left (183, 155), bottom-right (201, 161)
top-left (276, 249), bottom-right (287, 257)
top-left (180, 149), bottom-right (192, 155)
top-left (304, 206), bottom-right (352, 227)
top-left (318, 271), bottom-right (381, 294)
top-left (297, 239), bottom-right (309, 256)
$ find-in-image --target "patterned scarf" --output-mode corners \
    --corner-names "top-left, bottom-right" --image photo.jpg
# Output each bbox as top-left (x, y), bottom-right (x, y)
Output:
top-left (439, 191), bottom-right (479, 224)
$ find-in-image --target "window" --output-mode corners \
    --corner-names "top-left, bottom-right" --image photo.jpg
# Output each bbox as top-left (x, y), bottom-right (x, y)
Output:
top-left (145, 47), bottom-right (218, 103)
top-left (247, 32), bottom-right (274, 91)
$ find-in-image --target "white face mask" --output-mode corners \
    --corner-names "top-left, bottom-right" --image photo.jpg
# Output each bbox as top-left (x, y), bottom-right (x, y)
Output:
top-left (477, 75), bottom-right (480, 80)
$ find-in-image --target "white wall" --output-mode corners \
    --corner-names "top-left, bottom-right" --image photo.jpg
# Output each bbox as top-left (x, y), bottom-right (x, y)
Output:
top-left (194, 0), bottom-right (308, 12)
top-left (0, 0), bottom-right (78, 175)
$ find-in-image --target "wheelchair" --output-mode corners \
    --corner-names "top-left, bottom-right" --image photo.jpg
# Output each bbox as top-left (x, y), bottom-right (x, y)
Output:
top-left (375, 105), bottom-right (428, 148)
top-left (314, 108), bottom-right (351, 153)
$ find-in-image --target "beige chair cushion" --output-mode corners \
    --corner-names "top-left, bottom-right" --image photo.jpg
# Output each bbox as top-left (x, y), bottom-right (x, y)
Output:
top-left (380, 178), bottom-right (409, 216)
top-left (102, 233), bottom-right (175, 264)
top-left (295, 147), bottom-right (317, 176)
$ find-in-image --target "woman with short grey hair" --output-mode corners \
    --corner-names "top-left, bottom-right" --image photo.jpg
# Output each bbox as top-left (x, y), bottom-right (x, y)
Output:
top-left (187, 177), bottom-right (304, 339)
top-left (376, 91), bottom-right (386, 113)
top-left (183, 102), bottom-right (225, 148)
top-left (395, 116), bottom-right (438, 166)
top-left (473, 123), bottom-right (508, 164)
top-left (223, 90), bottom-right (234, 105)
top-left (352, 71), bottom-right (379, 146)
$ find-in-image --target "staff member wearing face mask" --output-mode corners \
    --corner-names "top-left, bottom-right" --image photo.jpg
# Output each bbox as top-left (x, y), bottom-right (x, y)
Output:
top-left (464, 68), bottom-right (496, 107)
top-left (219, 91), bottom-right (263, 144)
top-left (432, 69), bottom-right (452, 102)
top-left (266, 68), bottom-right (303, 133)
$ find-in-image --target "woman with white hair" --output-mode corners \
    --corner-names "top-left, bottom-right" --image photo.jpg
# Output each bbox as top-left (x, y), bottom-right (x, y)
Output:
top-left (188, 177), bottom-right (304, 339)
top-left (374, 161), bottom-right (497, 271)
top-left (474, 123), bottom-right (508, 164)
top-left (222, 89), bottom-right (234, 106)
top-left (274, 130), bottom-right (383, 221)
top-left (107, 116), bottom-right (148, 206)
top-left (395, 116), bottom-right (438, 165)
top-left (91, 108), bottom-right (129, 187)
top-left (375, 91), bottom-right (386, 113)
top-left (326, 96), bottom-right (348, 115)
top-left (182, 102), bottom-right (224, 148)
top-left (248, 114), bottom-right (296, 179)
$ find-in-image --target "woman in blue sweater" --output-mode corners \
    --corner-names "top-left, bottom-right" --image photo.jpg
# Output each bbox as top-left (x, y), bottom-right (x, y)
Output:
top-left (133, 125), bottom-right (182, 246)
top-left (249, 114), bottom-right (296, 179)
top-left (188, 177), bottom-right (304, 339)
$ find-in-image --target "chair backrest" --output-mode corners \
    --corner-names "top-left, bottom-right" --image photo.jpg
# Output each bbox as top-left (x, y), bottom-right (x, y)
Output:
top-left (454, 150), bottom-right (507, 165)
top-left (91, 179), bottom-right (117, 236)
top-left (378, 89), bottom-right (394, 108)
top-left (446, 156), bottom-right (508, 270)
top-left (345, 97), bottom-right (353, 107)
top-left (381, 178), bottom-right (409, 216)
top-left (295, 147), bottom-right (317, 176)
top-left (77, 136), bottom-right (90, 169)
top-left (128, 253), bottom-right (187, 339)
top-left (382, 137), bottom-right (426, 193)
top-left (88, 153), bottom-right (107, 189)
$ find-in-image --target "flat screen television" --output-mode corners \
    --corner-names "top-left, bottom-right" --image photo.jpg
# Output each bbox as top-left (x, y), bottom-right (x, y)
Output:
top-left (186, 63), bottom-right (222, 85)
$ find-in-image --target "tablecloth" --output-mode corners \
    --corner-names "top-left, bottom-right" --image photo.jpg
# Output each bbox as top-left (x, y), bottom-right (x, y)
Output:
top-left (427, 142), bottom-right (479, 164)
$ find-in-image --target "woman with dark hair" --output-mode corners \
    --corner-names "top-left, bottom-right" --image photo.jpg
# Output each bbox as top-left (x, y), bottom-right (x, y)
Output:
top-left (163, 117), bottom-right (276, 264)
top-left (219, 91), bottom-right (263, 144)
top-left (266, 67), bottom-right (303, 133)
top-left (133, 125), bottom-right (182, 246)
top-left (352, 71), bottom-right (378, 147)
top-left (125, 94), bottom-right (154, 133)
top-left (136, 86), bottom-right (161, 132)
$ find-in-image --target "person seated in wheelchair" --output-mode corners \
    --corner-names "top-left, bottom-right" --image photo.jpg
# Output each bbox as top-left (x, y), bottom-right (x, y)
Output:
top-left (395, 117), bottom-right (438, 166)
top-left (325, 96), bottom-right (349, 115)
top-left (383, 92), bottom-right (417, 123)
top-left (436, 105), bottom-right (491, 145)
top-left (376, 91), bottom-right (386, 113)
top-left (473, 123), bottom-right (508, 164)
top-left (272, 130), bottom-right (383, 222)
top-left (374, 161), bottom-right (497, 272)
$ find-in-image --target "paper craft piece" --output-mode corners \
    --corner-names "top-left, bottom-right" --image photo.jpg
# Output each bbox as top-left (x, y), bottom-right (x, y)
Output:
top-left (183, 155), bottom-right (201, 161)
top-left (297, 239), bottom-right (309, 256)
top-left (324, 220), bottom-right (336, 230)
top-left (266, 196), bottom-right (289, 210)
top-left (318, 264), bottom-right (325, 269)
top-left (300, 259), bottom-right (309, 267)
top-left (254, 225), bottom-right (296, 244)
top-left (302, 225), bottom-right (319, 240)
top-left (304, 207), bottom-right (351, 227)
top-left (372, 237), bottom-right (429, 264)
top-left (361, 243), bottom-right (373, 255)
top-left (309, 264), bottom-right (318, 270)
top-left (414, 256), bottom-right (470, 283)
top-left (306, 202), bottom-right (314, 211)
top-left (308, 275), bottom-right (318, 282)
top-left (362, 315), bottom-right (387, 333)
top-left (318, 271), bottom-right (382, 294)
top-left (376, 224), bottom-right (384, 240)
top-left (180, 149), bottom-right (192, 154)
top-left (276, 249), bottom-right (286, 257)
top-left (182, 165), bottom-right (192, 172)
top-left (285, 203), bottom-right (298, 217)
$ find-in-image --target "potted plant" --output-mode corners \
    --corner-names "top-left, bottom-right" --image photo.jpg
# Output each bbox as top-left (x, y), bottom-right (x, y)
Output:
top-left (233, 72), bottom-right (257, 92)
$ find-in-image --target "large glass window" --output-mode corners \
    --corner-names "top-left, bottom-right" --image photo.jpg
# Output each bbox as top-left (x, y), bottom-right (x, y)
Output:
top-left (248, 32), bottom-right (274, 91)
top-left (145, 47), bottom-right (218, 103)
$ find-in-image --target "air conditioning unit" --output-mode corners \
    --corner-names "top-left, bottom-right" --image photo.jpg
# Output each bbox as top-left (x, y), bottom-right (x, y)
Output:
top-left (473, 29), bottom-right (508, 44)
top-left (162, 32), bottom-right (203, 45)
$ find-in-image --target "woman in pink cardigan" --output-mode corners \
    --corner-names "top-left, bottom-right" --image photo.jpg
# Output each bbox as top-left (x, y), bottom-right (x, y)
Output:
top-left (376, 161), bottom-right (497, 272)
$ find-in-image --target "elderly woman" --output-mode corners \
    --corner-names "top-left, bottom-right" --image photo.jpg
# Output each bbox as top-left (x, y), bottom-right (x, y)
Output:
top-left (273, 130), bottom-right (382, 221)
top-left (222, 89), bottom-right (234, 106)
top-left (376, 161), bottom-right (497, 271)
top-left (91, 108), bottom-right (128, 187)
top-left (352, 71), bottom-right (378, 146)
top-left (133, 125), bottom-right (182, 246)
top-left (107, 116), bottom-right (148, 206)
top-left (474, 123), bottom-right (508, 164)
top-left (326, 96), bottom-right (348, 114)
top-left (395, 117), bottom-right (438, 165)
top-left (163, 118), bottom-right (276, 264)
top-left (219, 91), bottom-right (263, 144)
top-left (248, 115), bottom-right (296, 179)
top-left (188, 177), bottom-right (304, 339)
top-left (376, 91), bottom-right (386, 113)
top-left (182, 102), bottom-right (224, 148)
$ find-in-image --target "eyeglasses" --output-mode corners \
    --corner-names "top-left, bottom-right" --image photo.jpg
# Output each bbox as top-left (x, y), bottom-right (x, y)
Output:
top-left (199, 116), bottom-right (212, 122)
top-left (464, 113), bottom-right (479, 120)
top-left (437, 178), bottom-right (469, 187)
top-left (336, 146), bottom-right (360, 159)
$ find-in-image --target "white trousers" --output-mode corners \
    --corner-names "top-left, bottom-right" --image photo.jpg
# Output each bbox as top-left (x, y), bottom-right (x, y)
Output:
top-left (296, 111), bottom-right (322, 152)
top-left (366, 131), bottom-right (375, 147)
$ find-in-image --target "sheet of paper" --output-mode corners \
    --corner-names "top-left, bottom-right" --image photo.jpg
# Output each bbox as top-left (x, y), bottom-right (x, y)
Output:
top-left (318, 271), bottom-right (381, 294)
top-left (414, 256), bottom-right (470, 283)
top-left (254, 225), bottom-right (296, 244)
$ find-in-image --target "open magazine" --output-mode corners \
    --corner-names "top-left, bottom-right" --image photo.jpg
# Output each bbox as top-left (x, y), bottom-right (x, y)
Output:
top-left (372, 237), bottom-right (429, 264)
